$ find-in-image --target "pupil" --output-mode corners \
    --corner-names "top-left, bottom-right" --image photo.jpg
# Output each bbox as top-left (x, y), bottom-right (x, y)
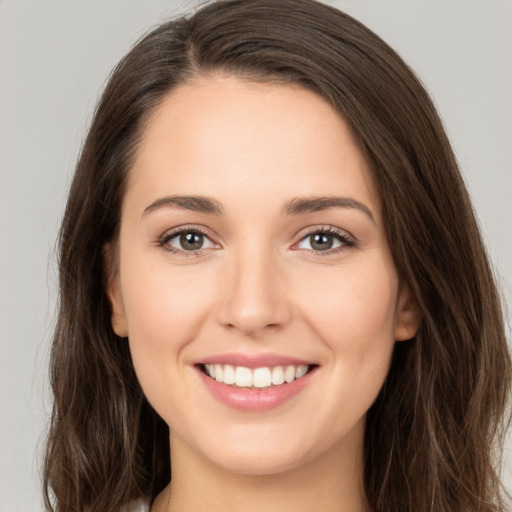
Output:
top-left (180, 232), bottom-right (203, 250)
top-left (311, 233), bottom-right (333, 251)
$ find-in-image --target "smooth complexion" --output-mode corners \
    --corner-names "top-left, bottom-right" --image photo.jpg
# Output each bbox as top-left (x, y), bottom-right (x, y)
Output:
top-left (106, 75), bottom-right (420, 512)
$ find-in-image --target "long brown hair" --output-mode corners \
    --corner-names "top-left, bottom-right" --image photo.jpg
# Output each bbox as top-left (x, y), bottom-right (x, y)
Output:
top-left (43, 1), bottom-right (511, 511)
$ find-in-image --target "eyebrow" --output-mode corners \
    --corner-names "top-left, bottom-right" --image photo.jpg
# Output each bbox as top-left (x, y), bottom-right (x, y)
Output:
top-left (142, 194), bottom-right (375, 223)
top-left (142, 195), bottom-right (224, 216)
top-left (282, 196), bottom-right (375, 223)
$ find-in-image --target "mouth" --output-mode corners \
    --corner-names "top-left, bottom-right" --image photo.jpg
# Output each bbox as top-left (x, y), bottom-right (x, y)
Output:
top-left (197, 363), bottom-right (318, 389)
top-left (194, 353), bottom-right (319, 411)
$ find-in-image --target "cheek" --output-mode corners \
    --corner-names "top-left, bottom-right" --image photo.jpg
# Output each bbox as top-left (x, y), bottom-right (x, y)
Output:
top-left (296, 256), bottom-right (398, 398)
top-left (122, 248), bottom-right (214, 331)
top-left (119, 252), bottom-right (216, 390)
top-left (297, 255), bottom-right (399, 361)
top-left (293, 258), bottom-right (399, 433)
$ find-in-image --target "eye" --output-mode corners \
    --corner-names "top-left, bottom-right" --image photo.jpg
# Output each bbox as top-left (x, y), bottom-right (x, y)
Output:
top-left (296, 228), bottom-right (355, 253)
top-left (159, 227), bottom-right (217, 253)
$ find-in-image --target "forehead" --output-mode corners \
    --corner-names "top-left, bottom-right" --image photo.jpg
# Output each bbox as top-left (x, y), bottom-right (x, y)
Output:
top-left (127, 75), bottom-right (380, 218)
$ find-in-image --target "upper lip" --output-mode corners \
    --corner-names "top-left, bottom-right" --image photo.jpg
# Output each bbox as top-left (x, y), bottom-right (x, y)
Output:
top-left (194, 352), bottom-right (315, 369)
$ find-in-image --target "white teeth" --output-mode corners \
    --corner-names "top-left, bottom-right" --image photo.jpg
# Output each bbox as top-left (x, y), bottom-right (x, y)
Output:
top-left (214, 364), bottom-right (223, 382)
top-left (284, 365), bottom-right (295, 383)
top-left (295, 365), bottom-right (308, 379)
top-left (271, 366), bottom-right (285, 385)
top-left (223, 364), bottom-right (235, 385)
top-left (235, 366), bottom-right (253, 387)
top-left (253, 367), bottom-right (272, 388)
top-left (203, 363), bottom-right (311, 388)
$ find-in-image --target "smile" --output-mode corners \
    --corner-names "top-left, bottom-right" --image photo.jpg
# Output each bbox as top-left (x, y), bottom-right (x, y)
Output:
top-left (194, 355), bottom-right (318, 412)
top-left (201, 363), bottom-right (311, 388)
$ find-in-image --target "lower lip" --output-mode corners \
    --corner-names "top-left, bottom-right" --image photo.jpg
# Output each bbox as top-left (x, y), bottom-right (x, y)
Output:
top-left (196, 367), bottom-right (316, 412)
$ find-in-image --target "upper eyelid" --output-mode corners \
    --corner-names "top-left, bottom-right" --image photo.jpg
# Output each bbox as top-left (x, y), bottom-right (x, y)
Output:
top-left (294, 225), bottom-right (354, 241)
top-left (161, 224), bottom-right (216, 239)
top-left (161, 224), bottom-right (352, 237)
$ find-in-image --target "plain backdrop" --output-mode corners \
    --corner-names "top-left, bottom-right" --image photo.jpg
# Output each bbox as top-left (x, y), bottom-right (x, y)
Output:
top-left (1, 1), bottom-right (511, 510)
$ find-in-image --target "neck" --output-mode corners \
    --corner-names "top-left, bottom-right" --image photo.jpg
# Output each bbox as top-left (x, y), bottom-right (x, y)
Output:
top-left (153, 426), bottom-right (368, 512)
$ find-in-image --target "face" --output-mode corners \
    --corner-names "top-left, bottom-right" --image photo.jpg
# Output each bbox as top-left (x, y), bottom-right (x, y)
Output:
top-left (106, 75), bottom-right (419, 476)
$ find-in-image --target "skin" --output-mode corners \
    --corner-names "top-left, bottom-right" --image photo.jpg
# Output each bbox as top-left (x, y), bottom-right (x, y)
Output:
top-left (106, 75), bottom-right (420, 512)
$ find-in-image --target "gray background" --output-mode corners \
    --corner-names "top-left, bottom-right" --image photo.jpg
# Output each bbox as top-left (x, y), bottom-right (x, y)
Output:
top-left (1, 1), bottom-right (511, 510)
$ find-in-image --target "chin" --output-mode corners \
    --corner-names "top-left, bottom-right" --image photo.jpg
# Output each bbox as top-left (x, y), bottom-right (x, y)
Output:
top-left (185, 421), bottom-right (342, 478)
top-left (208, 445), bottom-right (309, 476)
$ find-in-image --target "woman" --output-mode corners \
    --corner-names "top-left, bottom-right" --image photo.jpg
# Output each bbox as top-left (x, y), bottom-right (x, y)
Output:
top-left (43, 1), bottom-right (511, 511)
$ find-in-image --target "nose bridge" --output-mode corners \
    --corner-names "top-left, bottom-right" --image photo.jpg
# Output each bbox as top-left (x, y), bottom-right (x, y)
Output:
top-left (218, 237), bottom-right (290, 336)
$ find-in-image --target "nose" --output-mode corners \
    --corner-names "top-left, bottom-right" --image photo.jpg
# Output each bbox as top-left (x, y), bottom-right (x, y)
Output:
top-left (217, 246), bottom-right (292, 338)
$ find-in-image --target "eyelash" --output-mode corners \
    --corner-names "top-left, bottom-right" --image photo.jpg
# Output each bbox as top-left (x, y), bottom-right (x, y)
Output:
top-left (156, 225), bottom-right (356, 257)
top-left (156, 225), bottom-right (214, 256)
top-left (295, 226), bottom-right (356, 256)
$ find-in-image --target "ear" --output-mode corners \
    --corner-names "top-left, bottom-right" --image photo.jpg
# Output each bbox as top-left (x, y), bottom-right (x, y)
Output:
top-left (394, 281), bottom-right (422, 341)
top-left (103, 243), bottom-right (128, 338)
